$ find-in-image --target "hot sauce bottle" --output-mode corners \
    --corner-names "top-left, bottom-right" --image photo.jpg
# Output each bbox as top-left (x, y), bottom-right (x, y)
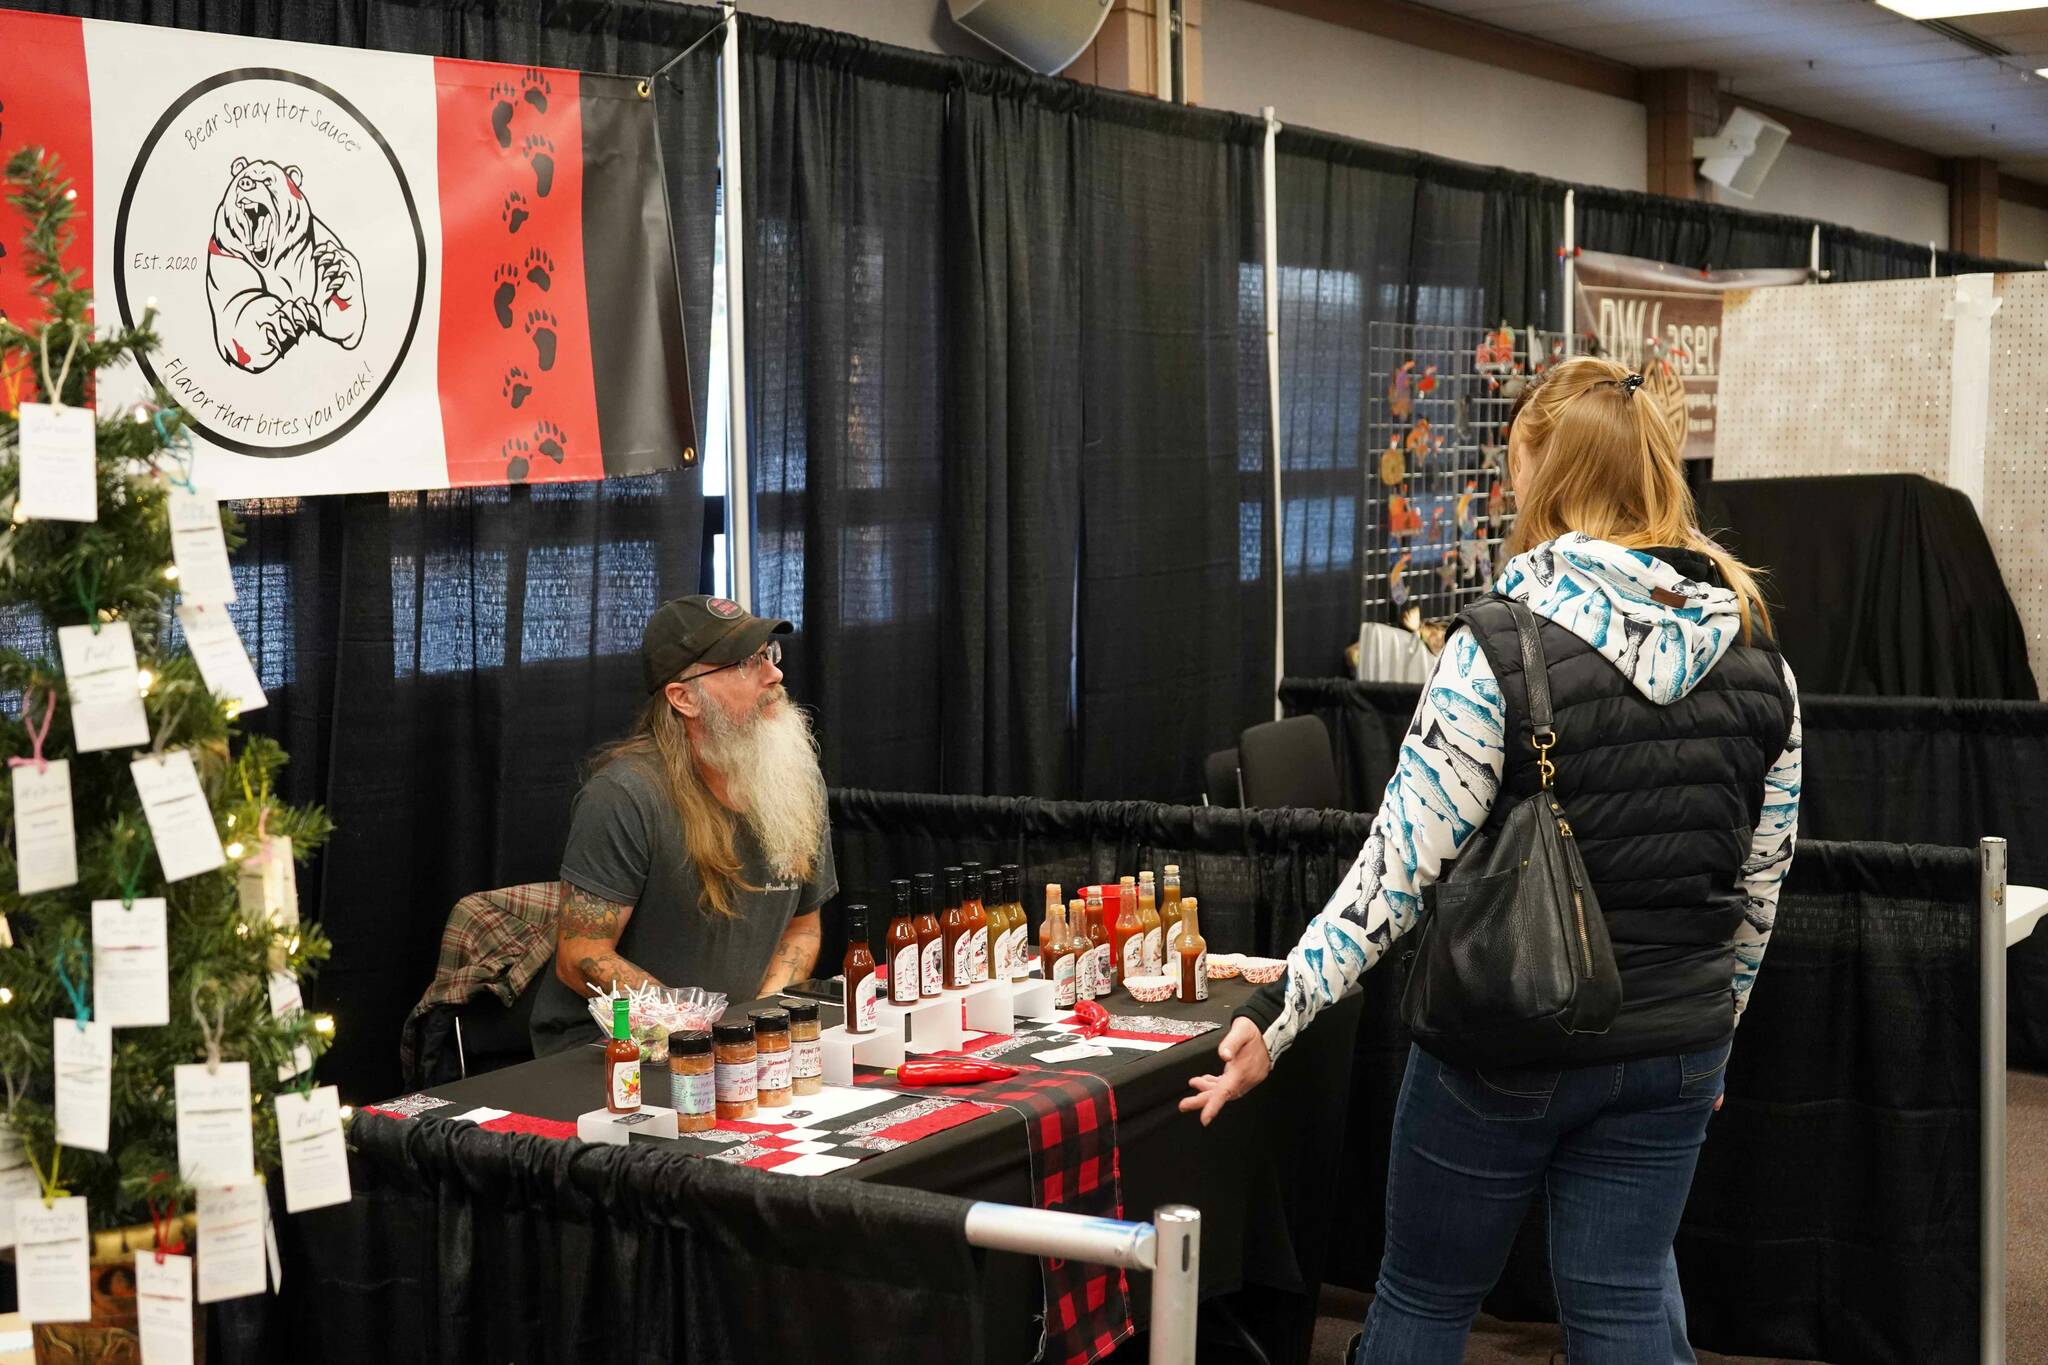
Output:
top-left (886, 879), bottom-right (919, 1006)
top-left (844, 903), bottom-right (879, 1033)
top-left (1068, 898), bottom-right (1097, 1001)
top-left (1085, 887), bottom-right (1112, 998)
top-left (962, 866), bottom-right (990, 984)
top-left (605, 997), bottom-right (641, 1114)
top-left (1160, 864), bottom-right (1186, 959)
top-left (1176, 896), bottom-right (1209, 1004)
top-left (1044, 892), bottom-right (1077, 1008)
top-left (1138, 871), bottom-right (1163, 976)
top-left (1113, 876), bottom-right (1144, 989)
top-left (979, 869), bottom-right (1006, 983)
top-left (942, 866), bottom-right (970, 990)
top-left (912, 872), bottom-right (943, 999)
top-left (1005, 866), bottom-right (1032, 981)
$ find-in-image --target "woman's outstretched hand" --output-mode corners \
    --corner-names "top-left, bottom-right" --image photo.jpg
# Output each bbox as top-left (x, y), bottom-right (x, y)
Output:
top-left (1179, 1017), bottom-right (1272, 1126)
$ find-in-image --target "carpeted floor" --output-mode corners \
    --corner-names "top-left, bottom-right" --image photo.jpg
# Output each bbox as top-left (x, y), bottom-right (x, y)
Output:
top-left (1301, 1071), bottom-right (2048, 1364)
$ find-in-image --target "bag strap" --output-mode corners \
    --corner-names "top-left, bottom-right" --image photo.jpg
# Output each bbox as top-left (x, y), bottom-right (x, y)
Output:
top-left (1503, 599), bottom-right (1559, 787)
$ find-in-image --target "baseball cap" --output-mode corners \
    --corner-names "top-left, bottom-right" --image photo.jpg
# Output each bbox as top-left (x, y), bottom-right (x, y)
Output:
top-left (640, 596), bottom-right (793, 693)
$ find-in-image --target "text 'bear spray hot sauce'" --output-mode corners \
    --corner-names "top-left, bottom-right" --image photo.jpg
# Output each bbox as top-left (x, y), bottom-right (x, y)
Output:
top-left (844, 903), bottom-right (878, 1033)
top-left (912, 872), bottom-right (943, 998)
top-left (886, 879), bottom-right (918, 1006)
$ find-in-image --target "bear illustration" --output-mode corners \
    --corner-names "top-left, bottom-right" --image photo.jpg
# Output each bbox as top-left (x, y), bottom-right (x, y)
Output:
top-left (205, 157), bottom-right (365, 373)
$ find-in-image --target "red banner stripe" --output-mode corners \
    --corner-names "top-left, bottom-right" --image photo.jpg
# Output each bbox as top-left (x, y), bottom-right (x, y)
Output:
top-left (432, 57), bottom-right (602, 487)
top-left (0, 12), bottom-right (92, 403)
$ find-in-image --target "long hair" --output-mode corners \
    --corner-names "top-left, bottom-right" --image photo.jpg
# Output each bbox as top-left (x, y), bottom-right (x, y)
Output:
top-left (590, 693), bottom-right (754, 919)
top-left (1504, 356), bottom-right (1773, 641)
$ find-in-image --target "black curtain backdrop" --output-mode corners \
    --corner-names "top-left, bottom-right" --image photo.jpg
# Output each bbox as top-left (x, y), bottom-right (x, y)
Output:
top-left (1706, 474), bottom-right (2038, 700)
top-left (1576, 187), bottom-right (1817, 272)
top-left (1272, 131), bottom-right (1565, 681)
top-left (16, 0), bottom-right (725, 1103)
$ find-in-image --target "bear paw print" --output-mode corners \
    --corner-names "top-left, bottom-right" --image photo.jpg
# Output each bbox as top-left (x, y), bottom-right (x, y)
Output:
top-left (522, 248), bottom-right (554, 292)
top-left (521, 68), bottom-right (551, 114)
top-left (502, 367), bottom-right (532, 410)
top-left (533, 419), bottom-right (568, 464)
top-left (489, 80), bottom-right (520, 149)
top-left (522, 134), bottom-right (556, 199)
top-left (524, 308), bottom-right (559, 371)
top-left (503, 436), bottom-right (532, 483)
top-left (491, 264), bottom-right (521, 329)
top-left (501, 190), bottom-right (529, 235)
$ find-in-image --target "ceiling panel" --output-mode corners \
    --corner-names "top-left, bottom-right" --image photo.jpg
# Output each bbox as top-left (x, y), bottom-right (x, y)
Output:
top-left (1419, 0), bottom-right (2048, 179)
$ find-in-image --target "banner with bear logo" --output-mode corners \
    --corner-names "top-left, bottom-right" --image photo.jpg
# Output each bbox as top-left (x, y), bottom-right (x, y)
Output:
top-left (0, 9), bottom-right (697, 497)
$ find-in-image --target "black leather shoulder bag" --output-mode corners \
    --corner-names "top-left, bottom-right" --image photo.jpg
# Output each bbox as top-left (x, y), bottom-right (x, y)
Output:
top-left (1398, 598), bottom-right (1623, 1069)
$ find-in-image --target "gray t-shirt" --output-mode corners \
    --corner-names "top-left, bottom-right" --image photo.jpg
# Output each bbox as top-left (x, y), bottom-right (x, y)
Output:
top-left (528, 753), bottom-right (837, 1056)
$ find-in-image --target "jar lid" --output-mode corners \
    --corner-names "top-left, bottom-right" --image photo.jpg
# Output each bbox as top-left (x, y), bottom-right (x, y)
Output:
top-left (782, 999), bottom-right (819, 1023)
top-left (669, 1028), bottom-right (711, 1056)
top-left (713, 1020), bottom-right (755, 1044)
top-left (749, 1007), bottom-right (790, 1033)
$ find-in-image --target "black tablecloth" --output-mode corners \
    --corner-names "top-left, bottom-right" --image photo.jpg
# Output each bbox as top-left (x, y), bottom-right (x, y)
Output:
top-left (319, 979), bottom-right (1362, 1364)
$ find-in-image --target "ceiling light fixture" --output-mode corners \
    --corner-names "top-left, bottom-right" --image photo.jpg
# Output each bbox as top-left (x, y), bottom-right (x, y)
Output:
top-left (1878, 1), bottom-right (2048, 18)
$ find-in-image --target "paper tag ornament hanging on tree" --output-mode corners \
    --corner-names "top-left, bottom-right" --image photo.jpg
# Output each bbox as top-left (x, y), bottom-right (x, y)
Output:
top-left (16, 402), bottom-right (98, 523)
top-left (130, 751), bottom-right (227, 882)
top-left (14, 1195), bottom-right (90, 1323)
top-left (166, 487), bottom-right (236, 607)
top-left (58, 623), bottom-right (150, 752)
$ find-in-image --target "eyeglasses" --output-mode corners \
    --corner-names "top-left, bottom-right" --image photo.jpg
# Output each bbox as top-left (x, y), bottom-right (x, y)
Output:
top-left (690, 639), bottom-right (782, 682)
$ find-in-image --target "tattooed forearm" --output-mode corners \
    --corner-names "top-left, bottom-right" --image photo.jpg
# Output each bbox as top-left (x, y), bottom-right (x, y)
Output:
top-left (574, 951), bottom-right (660, 995)
top-left (756, 913), bottom-right (821, 995)
top-left (560, 886), bottom-right (627, 938)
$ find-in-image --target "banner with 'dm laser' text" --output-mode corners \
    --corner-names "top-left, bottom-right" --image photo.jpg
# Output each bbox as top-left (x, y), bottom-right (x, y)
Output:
top-left (0, 8), bottom-right (696, 497)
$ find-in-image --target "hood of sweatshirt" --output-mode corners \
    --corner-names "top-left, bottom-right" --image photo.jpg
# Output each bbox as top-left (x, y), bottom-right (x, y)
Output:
top-left (1492, 532), bottom-right (1739, 705)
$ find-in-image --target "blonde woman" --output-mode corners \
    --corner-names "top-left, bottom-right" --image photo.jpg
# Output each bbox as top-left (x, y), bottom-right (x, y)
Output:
top-left (1185, 357), bottom-right (1802, 1363)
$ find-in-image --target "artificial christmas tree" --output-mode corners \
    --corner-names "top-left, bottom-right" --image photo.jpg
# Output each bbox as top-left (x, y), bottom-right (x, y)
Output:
top-left (0, 146), bottom-right (334, 1356)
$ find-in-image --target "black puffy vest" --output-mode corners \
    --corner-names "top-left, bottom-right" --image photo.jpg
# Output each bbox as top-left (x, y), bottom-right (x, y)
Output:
top-left (1459, 548), bottom-right (1795, 1066)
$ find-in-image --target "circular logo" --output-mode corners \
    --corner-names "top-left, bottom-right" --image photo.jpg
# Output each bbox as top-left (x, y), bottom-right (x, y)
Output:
top-left (707, 598), bottom-right (743, 620)
top-left (114, 68), bottom-right (426, 458)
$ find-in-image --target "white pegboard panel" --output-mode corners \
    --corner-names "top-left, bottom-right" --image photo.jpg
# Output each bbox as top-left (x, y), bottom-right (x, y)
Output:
top-left (1986, 272), bottom-right (2048, 688)
top-left (1716, 279), bottom-right (1955, 482)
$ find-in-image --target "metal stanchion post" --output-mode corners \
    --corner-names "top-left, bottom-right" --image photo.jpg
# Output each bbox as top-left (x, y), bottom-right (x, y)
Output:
top-left (1148, 1205), bottom-right (1202, 1365)
top-left (1982, 835), bottom-right (2007, 1365)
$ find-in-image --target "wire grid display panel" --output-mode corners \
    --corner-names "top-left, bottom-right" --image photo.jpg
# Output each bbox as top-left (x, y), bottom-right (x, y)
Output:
top-left (1715, 278), bottom-right (1955, 482)
top-left (1362, 322), bottom-right (1524, 622)
top-left (1987, 271), bottom-right (2048, 687)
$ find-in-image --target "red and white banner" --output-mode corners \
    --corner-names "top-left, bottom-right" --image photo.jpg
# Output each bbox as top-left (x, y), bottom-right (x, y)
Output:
top-left (0, 10), bottom-right (697, 497)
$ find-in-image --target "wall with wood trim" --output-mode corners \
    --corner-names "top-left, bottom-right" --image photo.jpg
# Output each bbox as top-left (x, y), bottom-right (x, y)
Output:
top-left (2007, 202), bottom-right (2048, 267)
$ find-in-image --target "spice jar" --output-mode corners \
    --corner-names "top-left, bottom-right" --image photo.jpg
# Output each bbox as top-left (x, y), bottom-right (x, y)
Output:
top-left (786, 1000), bottom-right (823, 1096)
top-left (752, 1008), bottom-right (793, 1108)
top-left (713, 1019), bottom-right (758, 1121)
top-left (669, 1029), bottom-right (716, 1134)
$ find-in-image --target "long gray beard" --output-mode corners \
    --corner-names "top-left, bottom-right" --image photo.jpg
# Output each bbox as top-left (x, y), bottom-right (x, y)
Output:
top-left (698, 691), bottom-right (827, 880)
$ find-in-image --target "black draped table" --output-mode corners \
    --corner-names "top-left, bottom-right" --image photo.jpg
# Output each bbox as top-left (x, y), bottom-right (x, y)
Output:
top-left (293, 979), bottom-right (1362, 1365)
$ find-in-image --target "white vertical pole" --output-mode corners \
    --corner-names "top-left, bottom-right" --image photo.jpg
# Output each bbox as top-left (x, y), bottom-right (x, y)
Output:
top-left (1931, 240), bottom-right (1940, 280)
top-left (1562, 189), bottom-right (1577, 353)
top-left (1809, 224), bottom-right (1821, 279)
top-left (1148, 1206), bottom-right (1202, 1365)
top-left (1947, 275), bottom-right (1999, 519)
top-left (1262, 106), bottom-right (1284, 720)
top-left (1982, 836), bottom-right (2008, 1365)
top-left (719, 5), bottom-right (753, 610)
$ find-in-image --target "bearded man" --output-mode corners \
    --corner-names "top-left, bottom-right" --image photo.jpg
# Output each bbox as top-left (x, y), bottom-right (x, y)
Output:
top-left (527, 596), bottom-right (836, 1057)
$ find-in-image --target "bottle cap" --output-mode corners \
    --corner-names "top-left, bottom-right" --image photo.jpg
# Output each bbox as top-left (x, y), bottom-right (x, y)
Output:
top-left (669, 1028), bottom-right (711, 1057)
top-left (847, 903), bottom-right (869, 936)
top-left (611, 997), bottom-right (632, 1040)
top-left (714, 1020), bottom-right (755, 1045)
top-left (782, 1000), bottom-right (820, 1024)
top-left (750, 1008), bottom-right (790, 1034)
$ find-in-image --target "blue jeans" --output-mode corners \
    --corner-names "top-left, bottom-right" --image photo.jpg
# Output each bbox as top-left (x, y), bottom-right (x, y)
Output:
top-left (1355, 1039), bottom-right (1729, 1365)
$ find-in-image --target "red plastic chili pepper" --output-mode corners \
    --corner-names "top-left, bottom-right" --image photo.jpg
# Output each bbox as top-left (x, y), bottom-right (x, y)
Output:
top-left (1071, 999), bottom-right (1110, 1038)
top-left (886, 1058), bottom-right (1021, 1086)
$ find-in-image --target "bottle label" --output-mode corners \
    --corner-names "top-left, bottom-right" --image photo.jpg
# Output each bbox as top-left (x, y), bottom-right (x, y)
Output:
top-left (715, 1059), bottom-right (755, 1103)
top-left (1009, 926), bottom-right (1029, 980)
top-left (1166, 922), bottom-right (1182, 957)
top-left (1144, 928), bottom-right (1163, 976)
top-left (853, 972), bottom-right (879, 1031)
top-left (1121, 934), bottom-right (1145, 980)
top-left (674, 1069), bottom-right (715, 1115)
top-left (1053, 954), bottom-right (1078, 1008)
top-left (921, 938), bottom-right (943, 995)
top-left (891, 944), bottom-right (919, 1004)
top-left (1091, 944), bottom-right (1112, 996)
top-left (998, 925), bottom-right (1018, 980)
top-left (792, 1038), bottom-right (823, 1080)
top-left (1192, 952), bottom-right (1209, 1002)
top-left (609, 1059), bottom-right (641, 1110)
top-left (952, 934), bottom-right (972, 987)
top-left (758, 1051), bottom-right (792, 1093)
top-left (1074, 945), bottom-right (1094, 1000)
top-left (970, 927), bottom-right (989, 983)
